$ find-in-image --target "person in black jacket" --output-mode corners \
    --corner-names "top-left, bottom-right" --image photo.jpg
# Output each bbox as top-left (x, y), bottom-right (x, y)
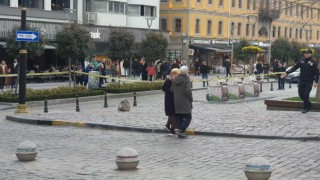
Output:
top-left (225, 59), bottom-right (231, 77)
top-left (277, 62), bottom-right (286, 90)
top-left (11, 58), bottom-right (18, 89)
top-left (199, 61), bottom-right (209, 87)
top-left (282, 49), bottom-right (319, 113)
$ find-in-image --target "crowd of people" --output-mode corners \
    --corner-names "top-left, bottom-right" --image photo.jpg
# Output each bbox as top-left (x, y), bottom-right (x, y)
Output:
top-left (0, 59), bottom-right (18, 91)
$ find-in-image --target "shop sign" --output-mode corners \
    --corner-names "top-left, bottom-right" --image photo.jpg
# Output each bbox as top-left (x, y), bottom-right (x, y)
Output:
top-left (90, 29), bottom-right (101, 39)
top-left (192, 39), bottom-right (211, 45)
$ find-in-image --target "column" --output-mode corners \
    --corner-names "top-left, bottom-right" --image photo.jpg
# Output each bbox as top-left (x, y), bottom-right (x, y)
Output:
top-left (10, 0), bottom-right (18, 7)
top-left (44, 0), bottom-right (51, 11)
top-left (70, 0), bottom-right (74, 10)
top-left (77, 0), bottom-right (84, 24)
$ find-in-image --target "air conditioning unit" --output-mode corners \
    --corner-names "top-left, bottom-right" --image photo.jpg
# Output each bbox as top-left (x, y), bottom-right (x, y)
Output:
top-left (188, 49), bottom-right (194, 56)
top-left (86, 12), bottom-right (97, 24)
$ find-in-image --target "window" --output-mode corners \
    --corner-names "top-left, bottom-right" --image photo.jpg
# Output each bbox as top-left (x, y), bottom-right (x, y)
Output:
top-left (296, 4), bottom-right (299, 17)
top-left (289, 3), bottom-right (293, 16)
top-left (295, 29), bottom-right (298, 39)
top-left (237, 23), bottom-right (242, 36)
top-left (175, 0), bottom-right (182, 2)
top-left (285, 1), bottom-right (288, 15)
top-left (197, 0), bottom-right (201, 3)
top-left (238, 0), bottom-right (242, 8)
top-left (246, 24), bottom-right (249, 36)
top-left (95, 0), bottom-right (108, 12)
top-left (127, 5), bottom-right (140, 16)
top-left (208, 0), bottom-right (212, 5)
top-left (0, 0), bottom-right (9, 6)
top-left (218, 21), bottom-right (223, 34)
top-left (51, 0), bottom-right (69, 11)
top-left (195, 19), bottom-right (200, 34)
top-left (19, 0), bottom-right (44, 9)
top-left (139, 5), bottom-right (156, 17)
top-left (160, 19), bottom-right (167, 31)
top-left (175, 19), bottom-right (182, 33)
top-left (231, 22), bottom-right (235, 36)
top-left (318, 9), bottom-right (320, 20)
top-left (161, 0), bottom-right (168, 2)
top-left (284, 28), bottom-right (287, 37)
top-left (278, 27), bottom-right (281, 37)
top-left (273, 0), bottom-right (277, 10)
top-left (301, 6), bottom-right (304, 18)
top-left (317, 31), bottom-right (319, 40)
top-left (272, 26), bottom-right (276, 37)
top-left (207, 20), bottom-right (212, 34)
top-left (232, 0), bottom-right (235, 8)
top-left (253, 0), bottom-right (256, 10)
top-left (109, 1), bottom-right (126, 14)
top-left (252, 24), bottom-right (255, 36)
top-left (311, 9), bottom-right (313, 19)
top-left (310, 30), bottom-right (312, 40)
top-left (306, 7), bottom-right (309, 18)
top-left (278, 1), bottom-right (281, 11)
top-left (219, 0), bottom-right (223, 6)
top-left (300, 29), bottom-right (302, 39)
top-left (247, 0), bottom-right (250, 10)
top-left (289, 28), bottom-right (292, 38)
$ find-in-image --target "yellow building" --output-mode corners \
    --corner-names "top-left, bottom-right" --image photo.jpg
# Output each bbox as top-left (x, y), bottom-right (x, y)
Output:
top-left (160, 0), bottom-right (320, 67)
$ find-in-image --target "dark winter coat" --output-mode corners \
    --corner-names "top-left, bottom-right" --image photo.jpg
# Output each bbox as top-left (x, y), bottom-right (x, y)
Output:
top-left (162, 79), bottom-right (175, 116)
top-left (199, 64), bottom-right (209, 74)
top-left (171, 74), bottom-right (193, 114)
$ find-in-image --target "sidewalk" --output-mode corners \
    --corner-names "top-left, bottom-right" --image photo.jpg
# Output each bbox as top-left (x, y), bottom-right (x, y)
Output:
top-left (5, 83), bottom-right (320, 141)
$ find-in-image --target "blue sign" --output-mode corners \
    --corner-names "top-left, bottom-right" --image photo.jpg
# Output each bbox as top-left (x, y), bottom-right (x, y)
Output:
top-left (16, 31), bottom-right (39, 42)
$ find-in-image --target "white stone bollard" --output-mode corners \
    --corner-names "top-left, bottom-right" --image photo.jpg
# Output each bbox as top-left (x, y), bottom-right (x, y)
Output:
top-left (244, 157), bottom-right (272, 180)
top-left (15, 141), bottom-right (38, 161)
top-left (116, 148), bottom-right (140, 170)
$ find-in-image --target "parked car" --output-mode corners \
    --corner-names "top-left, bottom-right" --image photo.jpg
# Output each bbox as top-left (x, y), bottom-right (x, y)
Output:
top-left (285, 66), bottom-right (300, 83)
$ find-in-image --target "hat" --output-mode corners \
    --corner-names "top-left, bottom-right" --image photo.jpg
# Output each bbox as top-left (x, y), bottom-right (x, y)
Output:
top-left (305, 49), bottom-right (312, 54)
top-left (180, 66), bottom-right (189, 74)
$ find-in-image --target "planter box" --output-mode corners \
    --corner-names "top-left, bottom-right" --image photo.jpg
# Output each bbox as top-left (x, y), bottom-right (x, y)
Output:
top-left (265, 100), bottom-right (320, 112)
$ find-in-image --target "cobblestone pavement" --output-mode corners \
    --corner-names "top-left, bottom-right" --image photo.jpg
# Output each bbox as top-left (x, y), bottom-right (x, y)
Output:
top-left (1, 111), bottom-right (320, 180)
top-left (7, 83), bottom-right (320, 138)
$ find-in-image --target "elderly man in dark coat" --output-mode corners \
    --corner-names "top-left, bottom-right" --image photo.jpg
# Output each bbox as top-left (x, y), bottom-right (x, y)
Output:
top-left (171, 66), bottom-right (193, 138)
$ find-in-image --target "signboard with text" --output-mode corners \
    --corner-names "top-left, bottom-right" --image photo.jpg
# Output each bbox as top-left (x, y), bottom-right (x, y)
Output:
top-left (16, 31), bottom-right (39, 42)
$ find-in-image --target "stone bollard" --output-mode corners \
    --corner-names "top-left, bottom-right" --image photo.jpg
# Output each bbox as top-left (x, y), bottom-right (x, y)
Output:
top-left (244, 157), bottom-right (272, 180)
top-left (270, 82), bottom-right (273, 91)
top-left (118, 99), bottom-right (131, 111)
top-left (191, 81), bottom-right (193, 89)
top-left (76, 95), bottom-right (80, 112)
top-left (104, 92), bottom-right (108, 108)
top-left (116, 148), bottom-right (140, 170)
top-left (44, 96), bottom-right (48, 113)
top-left (16, 141), bottom-right (38, 161)
top-left (289, 78), bottom-right (292, 88)
top-left (260, 82), bottom-right (263, 92)
top-left (133, 92), bottom-right (137, 107)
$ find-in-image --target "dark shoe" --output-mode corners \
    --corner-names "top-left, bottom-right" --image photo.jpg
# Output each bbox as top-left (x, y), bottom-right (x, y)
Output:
top-left (302, 108), bottom-right (311, 113)
top-left (163, 125), bottom-right (170, 133)
top-left (174, 129), bottom-right (186, 138)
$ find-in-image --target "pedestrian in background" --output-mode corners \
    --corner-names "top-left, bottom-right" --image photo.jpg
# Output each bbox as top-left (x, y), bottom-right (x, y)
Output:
top-left (282, 49), bottom-right (319, 113)
top-left (171, 66), bottom-right (193, 138)
top-left (162, 68), bottom-right (181, 135)
top-left (140, 58), bottom-right (148, 81)
top-left (277, 62), bottom-right (286, 90)
top-left (11, 58), bottom-right (18, 89)
top-left (148, 62), bottom-right (155, 81)
top-left (225, 59), bottom-right (232, 77)
top-left (0, 60), bottom-right (8, 91)
top-left (199, 61), bottom-right (209, 87)
top-left (263, 61), bottom-right (270, 79)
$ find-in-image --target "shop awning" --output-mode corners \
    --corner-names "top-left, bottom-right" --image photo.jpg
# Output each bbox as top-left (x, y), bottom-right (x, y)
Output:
top-left (189, 44), bottom-right (232, 53)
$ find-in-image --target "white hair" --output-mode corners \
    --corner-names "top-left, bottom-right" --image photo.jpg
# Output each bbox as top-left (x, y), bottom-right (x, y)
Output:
top-left (180, 66), bottom-right (189, 74)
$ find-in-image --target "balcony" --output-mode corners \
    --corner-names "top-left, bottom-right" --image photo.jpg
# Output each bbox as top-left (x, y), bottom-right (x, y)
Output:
top-left (258, 9), bottom-right (280, 22)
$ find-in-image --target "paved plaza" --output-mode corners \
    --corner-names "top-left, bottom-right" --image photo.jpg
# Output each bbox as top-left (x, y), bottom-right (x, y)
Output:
top-left (1, 78), bottom-right (320, 179)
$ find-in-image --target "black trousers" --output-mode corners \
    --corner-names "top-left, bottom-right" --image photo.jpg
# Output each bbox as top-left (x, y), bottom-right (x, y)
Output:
top-left (0, 77), bottom-right (4, 89)
top-left (298, 82), bottom-right (313, 109)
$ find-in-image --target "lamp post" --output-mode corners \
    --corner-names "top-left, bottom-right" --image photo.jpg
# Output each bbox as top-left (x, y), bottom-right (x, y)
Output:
top-left (247, 15), bottom-right (258, 75)
top-left (303, 24), bottom-right (312, 49)
top-left (145, 17), bottom-right (155, 33)
top-left (16, 1), bottom-right (27, 113)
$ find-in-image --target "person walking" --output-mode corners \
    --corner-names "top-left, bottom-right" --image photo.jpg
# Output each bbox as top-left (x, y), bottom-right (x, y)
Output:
top-left (199, 61), bottom-right (209, 87)
top-left (277, 62), bottom-right (286, 90)
top-left (11, 58), bottom-right (18, 89)
top-left (140, 58), bottom-right (148, 81)
top-left (148, 62), bottom-right (155, 81)
top-left (263, 61), bottom-right (270, 79)
top-left (0, 60), bottom-right (8, 91)
top-left (162, 68), bottom-right (181, 135)
top-left (225, 59), bottom-right (232, 77)
top-left (281, 49), bottom-right (319, 113)
top-left (171, 66), bottom-right (193, 138)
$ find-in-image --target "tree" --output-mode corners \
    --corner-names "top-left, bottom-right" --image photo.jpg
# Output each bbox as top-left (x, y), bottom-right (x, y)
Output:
top-left (233, 39), bottom-right (250, 61)
top-left (141, 32), bottom-right (168, 62)
top-left (56, 23), bottom-right (94, 87)
top-left (289, 41), bottom-right (305, 63)
top-left (5, 26), bottom-right (45, 58)
top-left (271, 38), bottom-right (291, 62)
top-left (106, 28), bottom-right (135, 61)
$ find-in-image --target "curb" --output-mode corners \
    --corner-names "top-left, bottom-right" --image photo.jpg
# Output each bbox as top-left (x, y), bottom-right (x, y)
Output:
top-left (6, 115), bottom-right (320, 141)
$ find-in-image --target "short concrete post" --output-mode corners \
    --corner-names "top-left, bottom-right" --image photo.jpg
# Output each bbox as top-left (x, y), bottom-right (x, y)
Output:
top-left (270, 82), bottom-right (273, 91)
top-left (76, 95), bottom-right (80, 112)
top-left (44, 96), bottom-right (48, 113)
top-left (133, 92), bottom-right (137, 107)
top-left (16, 141), bottom-right (38, 161)
top-left (289, 78), bottom-right (292, 88)
top-left (104, 92), bottom-right (108, 108)
top-left (116, 148), bottom-right (140, 170)
top-left (260, 82), bottom-right (263, 92)
top-left (244, 157), bottom-right (272, 180)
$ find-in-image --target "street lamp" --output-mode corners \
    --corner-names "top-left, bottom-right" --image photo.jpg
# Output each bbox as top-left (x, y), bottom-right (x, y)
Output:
top-left (303, 24), bottom-right (312, 49)
top-left (145, 17), bottom-right (155, 33)
top-left (16, 1), bottom-right (27, 113)
top-left (247, 15), bottom-right (258, 75)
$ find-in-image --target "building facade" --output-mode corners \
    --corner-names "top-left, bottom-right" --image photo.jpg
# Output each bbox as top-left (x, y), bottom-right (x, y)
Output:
top-left (160, 0), bottom-right (320, 68)
top-left (0, 0), bottom-right (164, 70)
